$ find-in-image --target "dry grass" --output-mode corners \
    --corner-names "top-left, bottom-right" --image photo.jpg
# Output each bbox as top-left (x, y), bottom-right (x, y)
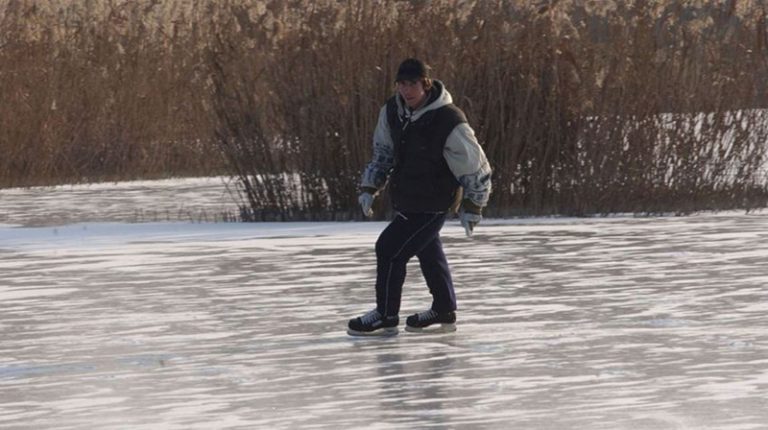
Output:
top-left (2, 0), bottom-right (767, 217)
top-left (0, 0), bottom-right (219, 186)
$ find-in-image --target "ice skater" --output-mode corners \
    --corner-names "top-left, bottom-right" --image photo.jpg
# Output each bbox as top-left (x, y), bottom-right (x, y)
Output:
top-left (348, 58), bottom-right (492, 336)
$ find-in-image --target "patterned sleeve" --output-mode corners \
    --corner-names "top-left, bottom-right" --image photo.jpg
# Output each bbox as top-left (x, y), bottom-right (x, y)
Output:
top-left (360, 105), bottom-right (394, 192)
top-left (444, 123), bottom-right (492, 207)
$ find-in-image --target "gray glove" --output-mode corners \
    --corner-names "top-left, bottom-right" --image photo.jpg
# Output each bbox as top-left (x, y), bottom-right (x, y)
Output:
top-left (358, 191), bottom-right (375, 217)
top-left (459, 199), bottom-right (482, 237)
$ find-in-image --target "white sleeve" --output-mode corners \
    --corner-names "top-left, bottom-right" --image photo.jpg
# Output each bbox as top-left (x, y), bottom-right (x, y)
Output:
top-left (360, 105), bottom-right (394, 191)
top-left (444, 123), bottom-right (492, 207)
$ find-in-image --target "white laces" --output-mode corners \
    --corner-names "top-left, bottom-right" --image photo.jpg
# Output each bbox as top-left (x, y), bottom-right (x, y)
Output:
top-left (360, 309), bottom-right (382, 324)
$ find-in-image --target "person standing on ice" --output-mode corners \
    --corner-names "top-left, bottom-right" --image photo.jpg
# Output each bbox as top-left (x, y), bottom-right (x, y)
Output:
top-left (348, 58), bottom-right (492, 336)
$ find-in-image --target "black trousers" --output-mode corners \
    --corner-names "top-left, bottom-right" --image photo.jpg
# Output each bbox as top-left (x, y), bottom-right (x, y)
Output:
top-left (375, 212), bottom-right (456, 318)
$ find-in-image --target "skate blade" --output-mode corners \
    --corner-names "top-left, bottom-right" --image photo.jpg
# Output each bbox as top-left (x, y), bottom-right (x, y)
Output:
top-left (405, 323), bottom-right (456, 334)
top-left (347, 327), bottom-right (399, 337)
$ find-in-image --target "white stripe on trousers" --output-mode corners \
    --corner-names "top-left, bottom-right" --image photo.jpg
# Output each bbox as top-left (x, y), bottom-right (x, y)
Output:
top-left (383, 212), bottom-right (443, 317)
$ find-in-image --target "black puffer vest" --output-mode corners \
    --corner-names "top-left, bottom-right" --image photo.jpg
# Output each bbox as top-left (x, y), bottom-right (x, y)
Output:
top-left (386, 94), bottom-right (466, 212)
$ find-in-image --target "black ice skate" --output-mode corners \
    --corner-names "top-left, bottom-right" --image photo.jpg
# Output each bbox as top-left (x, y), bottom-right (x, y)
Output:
top-left (405, 309), bottom-right (456, 333)
top-left (347, 309), bottom-right (399, 336)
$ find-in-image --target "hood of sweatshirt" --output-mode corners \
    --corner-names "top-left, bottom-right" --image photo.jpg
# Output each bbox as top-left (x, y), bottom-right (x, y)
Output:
top-left (394, 79), bottom-right (453, 123)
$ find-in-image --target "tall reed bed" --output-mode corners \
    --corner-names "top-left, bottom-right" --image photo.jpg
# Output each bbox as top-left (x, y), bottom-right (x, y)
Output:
top-left (2, 0), bottom-right (767, 217)
top-left (0, 0), bottom-right (218, 186)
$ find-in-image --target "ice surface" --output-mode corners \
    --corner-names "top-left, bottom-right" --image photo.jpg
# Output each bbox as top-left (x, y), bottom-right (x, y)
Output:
top-left (1, 179), bottom-right (768, 429)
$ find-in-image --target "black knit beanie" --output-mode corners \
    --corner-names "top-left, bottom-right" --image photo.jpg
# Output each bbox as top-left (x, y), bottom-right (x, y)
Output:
top-left (395, 58), bottom-right (431, 82)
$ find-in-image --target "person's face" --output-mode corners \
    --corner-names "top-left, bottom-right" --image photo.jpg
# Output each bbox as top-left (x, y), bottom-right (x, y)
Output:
top-left (397, 79), bottom-right (427, 109)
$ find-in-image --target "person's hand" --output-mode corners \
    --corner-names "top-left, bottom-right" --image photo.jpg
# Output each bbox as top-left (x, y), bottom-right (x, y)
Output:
top-left (460, 211), bottom-right (482, 237)
top-left (358, 188), bottom-right (376, 217)
top-left (459, 199), bottom-right (482, 237)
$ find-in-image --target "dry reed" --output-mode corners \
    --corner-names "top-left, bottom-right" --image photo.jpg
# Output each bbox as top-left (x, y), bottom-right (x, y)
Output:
top-left (2, 0), bottom-right (767, 218)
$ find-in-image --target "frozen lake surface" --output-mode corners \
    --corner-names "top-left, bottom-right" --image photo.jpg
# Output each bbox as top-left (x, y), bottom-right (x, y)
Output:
top-left (1, 178), bottom-right (768, 429)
